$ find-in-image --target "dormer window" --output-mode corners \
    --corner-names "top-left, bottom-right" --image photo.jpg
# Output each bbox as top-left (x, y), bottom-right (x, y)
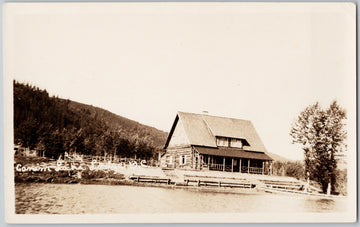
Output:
top-left (230, 138), bottom-right (243, 148)
top-left (216, 137), bottom-right (245, 148)
top-left (216, 137), bottom-right (229, 147)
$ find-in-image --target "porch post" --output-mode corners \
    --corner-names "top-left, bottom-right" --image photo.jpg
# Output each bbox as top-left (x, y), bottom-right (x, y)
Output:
top-left (247, 159), bottom-right (250, 174)
top-left (223, 157), bottom-right (225, 171)
top-left (239, 159), bottom-right (242, 173)
top-left (208, 156), bottom-right (210, 169)
top-left (231, 158), bottom-right (234, 172)
top-left (262, 161), bottom-right (264, 175)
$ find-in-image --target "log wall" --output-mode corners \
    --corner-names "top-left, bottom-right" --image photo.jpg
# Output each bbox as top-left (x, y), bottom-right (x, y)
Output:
top-left (161, 146), bottom-right (193, 169)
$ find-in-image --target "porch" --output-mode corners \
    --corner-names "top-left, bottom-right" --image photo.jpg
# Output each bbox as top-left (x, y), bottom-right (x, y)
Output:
top-left (193, 146), bottom-right (273, 175)
top-left (200, 155), bottom-right (273, 175)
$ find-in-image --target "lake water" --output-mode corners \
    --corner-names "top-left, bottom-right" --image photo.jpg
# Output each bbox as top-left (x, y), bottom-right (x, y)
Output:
top-left (15, 183), bottom-right (347, 214)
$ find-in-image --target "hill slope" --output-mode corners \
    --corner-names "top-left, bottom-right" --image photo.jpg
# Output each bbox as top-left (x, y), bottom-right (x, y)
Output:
top-left (267, 152), bottom-right (291, 162)
top-left (14, 81), bottom-right (167, 159)
top-left (67, 100), bottom-right (167, 148)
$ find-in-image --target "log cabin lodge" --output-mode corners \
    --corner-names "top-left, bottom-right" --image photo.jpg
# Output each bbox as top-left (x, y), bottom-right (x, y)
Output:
top-left (161, 112), bottom-right (273, 174)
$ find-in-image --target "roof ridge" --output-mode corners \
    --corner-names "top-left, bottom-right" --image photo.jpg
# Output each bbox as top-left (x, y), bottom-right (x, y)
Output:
top-left (177, 111), bottom-right (251, 122)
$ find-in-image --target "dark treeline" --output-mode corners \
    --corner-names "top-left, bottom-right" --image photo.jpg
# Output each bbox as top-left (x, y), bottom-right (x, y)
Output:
top-left (14, 81), bottom-right (168, 160)
top-left (272, 160), bottom-right (305, 180)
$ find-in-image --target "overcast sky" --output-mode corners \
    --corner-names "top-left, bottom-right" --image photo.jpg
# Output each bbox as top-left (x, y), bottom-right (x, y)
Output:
top-left (4, 3), bottom-right (356, 160)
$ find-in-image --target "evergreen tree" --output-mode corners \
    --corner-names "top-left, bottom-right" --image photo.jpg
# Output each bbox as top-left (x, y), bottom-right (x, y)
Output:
top-left (13, 80), bottom-right (165, 160)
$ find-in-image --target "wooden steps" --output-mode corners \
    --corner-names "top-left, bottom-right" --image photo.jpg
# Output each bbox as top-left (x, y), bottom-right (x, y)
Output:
top-left (263, 187), bottom-right (345, 198)
top-left (260, 179), bottom-right (322, 194)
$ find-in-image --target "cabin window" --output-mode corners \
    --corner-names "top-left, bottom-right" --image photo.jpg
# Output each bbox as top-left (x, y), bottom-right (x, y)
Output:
top-left (168, 156), bottom-right (173, 164)
top-left (180, 155), bottom-right (186, 165)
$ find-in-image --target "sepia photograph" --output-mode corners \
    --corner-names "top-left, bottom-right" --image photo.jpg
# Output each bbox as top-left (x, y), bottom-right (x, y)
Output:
top-left (3, 2), bottom-right (357, 223)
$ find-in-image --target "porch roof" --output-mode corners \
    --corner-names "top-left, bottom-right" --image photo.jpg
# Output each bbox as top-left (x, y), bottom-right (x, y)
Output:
top-left (193, 146), bottom-right (273, 161)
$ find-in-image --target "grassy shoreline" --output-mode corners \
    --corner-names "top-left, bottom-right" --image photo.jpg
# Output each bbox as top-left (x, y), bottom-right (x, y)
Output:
top-left (14, 171), bottom-right (263, 195)
top-left (14, 155), bottom-right (263, 194)
top-left (15, 155), bottom-right (345, 197)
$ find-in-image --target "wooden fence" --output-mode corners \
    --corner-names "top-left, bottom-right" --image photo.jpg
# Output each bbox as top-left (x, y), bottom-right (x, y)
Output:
top-left (128, 176), bottom-right (172, 184)
top-left (61, 154), bottom-right (159, 166)
top-left (184, 179), bottom-right (255, 188)
top-left (128, 176), bottom-right (256, 189)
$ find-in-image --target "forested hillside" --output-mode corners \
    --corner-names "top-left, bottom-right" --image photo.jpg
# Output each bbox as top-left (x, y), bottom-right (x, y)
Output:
top-left (14, 81), bottom-right (168, 159)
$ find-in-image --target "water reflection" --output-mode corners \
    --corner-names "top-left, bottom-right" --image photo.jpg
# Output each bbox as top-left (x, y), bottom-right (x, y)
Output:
top-left (15, 183), bottom-right (347, 214)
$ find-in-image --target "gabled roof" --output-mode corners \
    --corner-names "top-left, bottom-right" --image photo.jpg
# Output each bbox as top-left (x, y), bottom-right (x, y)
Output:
top-left (164, 111), bottom-right (268, 153)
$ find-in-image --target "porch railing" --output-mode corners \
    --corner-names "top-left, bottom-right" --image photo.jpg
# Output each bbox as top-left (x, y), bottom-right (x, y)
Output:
top-left (208, 164), bottom-right (264, 174)
top-left (241, 166), bottom-right (263, 174)
top-left (209, 163), bottom-right (224, 171)
top-left (208, 164), bottom-right (237, 172)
